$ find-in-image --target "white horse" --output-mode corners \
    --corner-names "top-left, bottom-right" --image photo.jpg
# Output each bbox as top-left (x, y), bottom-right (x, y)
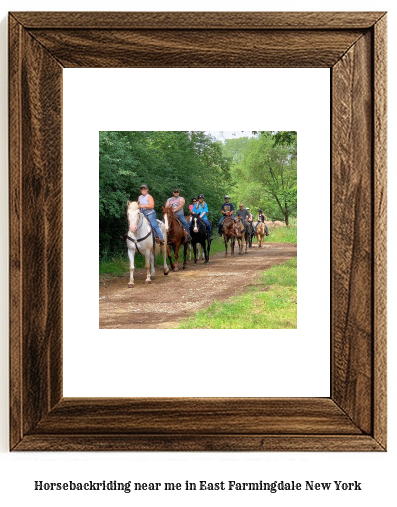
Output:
top-left (126, 202), bottom-right (169, 287)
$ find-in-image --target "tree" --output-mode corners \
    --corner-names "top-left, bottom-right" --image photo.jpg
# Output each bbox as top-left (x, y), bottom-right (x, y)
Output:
top-left (252, 131), bottom-right (297, 147)
top-left (227, 132), bottom-right (297, 225)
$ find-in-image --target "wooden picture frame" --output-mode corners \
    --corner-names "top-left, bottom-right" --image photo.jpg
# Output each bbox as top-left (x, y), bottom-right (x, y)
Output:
top-left (9, 11), bottom-right (387, 451)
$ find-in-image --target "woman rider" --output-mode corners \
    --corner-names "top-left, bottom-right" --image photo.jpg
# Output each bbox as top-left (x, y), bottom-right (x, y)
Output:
top-left (188, 197), bottom-right (197, 224)
top-left (193, 194), bottom-right (212, 237)
top-left (255, 209), bottom-right (269, 236)
top-left (137, 184), bottom-right (165, 245)
top-left (189, 197), bottom-right (197, 213)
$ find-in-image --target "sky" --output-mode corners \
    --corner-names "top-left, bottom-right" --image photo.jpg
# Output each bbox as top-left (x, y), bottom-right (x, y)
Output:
top-left (207, 131), bottom-right (255, 142)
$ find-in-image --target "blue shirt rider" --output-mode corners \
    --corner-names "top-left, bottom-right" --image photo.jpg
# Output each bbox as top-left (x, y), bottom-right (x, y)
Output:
top-left (218, 195), bottom-right (236, 236)
top-left (192, 194), bottom-right (212, 236)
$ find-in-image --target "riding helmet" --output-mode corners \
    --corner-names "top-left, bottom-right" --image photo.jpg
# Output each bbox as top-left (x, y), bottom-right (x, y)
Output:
top-left (225, 194), bottom-right (230, 198)
top-left (198, 194), bottom-right (204, 199)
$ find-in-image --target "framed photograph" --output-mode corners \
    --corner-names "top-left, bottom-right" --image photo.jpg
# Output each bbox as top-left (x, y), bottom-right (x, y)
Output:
top-left (9, 11), bottom-right (386, 451)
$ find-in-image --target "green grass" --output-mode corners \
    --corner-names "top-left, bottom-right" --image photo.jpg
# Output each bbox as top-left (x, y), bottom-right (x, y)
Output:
top-left (177, 257), bottom-right (297, 329)
top-left (260, 225), bottom-right (297, 243)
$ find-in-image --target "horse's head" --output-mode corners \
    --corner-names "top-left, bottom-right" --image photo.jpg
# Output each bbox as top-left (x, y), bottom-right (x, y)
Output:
top-left (162, 205), bottom-right (173, 232)
top-left (190, 213), bottom-right (201, 233)
top-left (127, 201), bottom-right (140, 233)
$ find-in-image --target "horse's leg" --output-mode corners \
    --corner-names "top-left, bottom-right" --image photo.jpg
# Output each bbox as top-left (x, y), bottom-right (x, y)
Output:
top-left (193, 241), bottom-right (198, 264)
top-left (150, 250), bottom-right (156, 278)
top-left (173, 241), bottom-right (180, 271)
top-left (127, 247), bottom-right (135, 288)
top-left (183, 242), bottom-right (188, 269)
top-left (238, 237), bottom-right (242, 255)
top-left (188, 242), bottom-right (192, 261)
top-left (166, 244), bottom-right (175, 271)
top-left (144, 250), bottom-right (152, 284)
top-left (162, 242), bottom-right (169, 275)
top-left (224, 236), bottom-right (228, 257)
top-left (231, 237), bottom-right (235, 256)
top-left (203, 240), bottom-right (209, 263)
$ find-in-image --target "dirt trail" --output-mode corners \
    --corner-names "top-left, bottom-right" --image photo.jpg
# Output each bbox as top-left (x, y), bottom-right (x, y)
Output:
top-left (99, 243), bottom-right (297, 329)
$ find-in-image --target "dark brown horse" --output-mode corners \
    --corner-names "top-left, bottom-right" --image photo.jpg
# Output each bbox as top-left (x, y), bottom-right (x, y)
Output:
top-left (222, 214), bottom-right (242, 257)
top-left (162, 205), bottom-right (189, 271)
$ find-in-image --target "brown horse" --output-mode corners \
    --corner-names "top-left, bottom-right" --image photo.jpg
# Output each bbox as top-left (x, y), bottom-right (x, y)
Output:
top-left (256, 222), bottom-right (266, 247)
top-left (222, 215), bottom-right (241, 257)
top-left (162, 205), bottom-right (189, 271)
top-left (235, 216), bottom-right (248, 254)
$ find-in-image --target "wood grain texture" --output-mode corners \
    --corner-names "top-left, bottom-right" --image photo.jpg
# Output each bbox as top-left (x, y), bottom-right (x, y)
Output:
top-left (332, 32), bottom-right (373, 434)
top-left (373, 14), bottom-right (387, 449)
top-left (27, 29), bottom-right (363, 68)
top-left (14, 435), bottom-right (383, 452)
top-left (9, 17), bottom-right (63, 447)
top-left (11, 11), bottom-right (385, 29)
top-left (9, 15), bottom-right (23, 450)
top-left (32, 398), bottom-right (362, 435)
top-left (8, 11), bottom-right (387, 452)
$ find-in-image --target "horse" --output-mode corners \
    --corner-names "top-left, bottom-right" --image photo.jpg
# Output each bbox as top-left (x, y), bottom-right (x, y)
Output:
top-left (235, 216), bottom-right (248, 254)
top-left (190, 213), bottom-right (210, 263)
top-left (222, 214), bottom-right (241, 257)
top-left (126, 201), bottom-right (169, 287)
top-left (162, 205), bottom-right (189, 271)
top-left (256, 222), bottom-right (266, 247)
top-left (246, 220), bottom-right (255, 248)
top-left (186, 214), bottom-right (204, 261)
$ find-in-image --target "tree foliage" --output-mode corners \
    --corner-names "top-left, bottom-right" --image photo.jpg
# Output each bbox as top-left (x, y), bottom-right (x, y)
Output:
top-left (227, 132), bottom-right (297, 224)
top-left (99, 131), bottom-right (232, 257)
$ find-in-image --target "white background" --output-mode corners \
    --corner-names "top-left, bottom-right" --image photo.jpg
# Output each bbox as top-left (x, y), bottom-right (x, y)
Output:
top-left (63, 68), bottom-right (330, 397)
top-left (0, 1), bottom-right (395, 507)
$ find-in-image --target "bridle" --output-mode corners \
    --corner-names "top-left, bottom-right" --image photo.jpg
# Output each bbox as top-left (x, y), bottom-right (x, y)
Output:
top-left (126, 210), bottom-right (152, 254)
top-left (164, 208), bottom-right (183, 241)
top-left (191, 214), bottom-right (205, 234)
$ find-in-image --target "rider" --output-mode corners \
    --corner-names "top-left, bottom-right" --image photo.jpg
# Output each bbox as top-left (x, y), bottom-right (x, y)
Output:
top-left (137, 184), bottom-right (165, 245)
top-left (218, 195), bottom-right (236, 236)
top-left (256, 209), bottom-right (269, 236)
top-left (189, 197), bottom-right (197, 213)
top-left (235, 203), bottom-right (249, 232)
top-left (192, 194), bottom-right (212, 238)
top-left (165, 188), bottom-right (192, 241)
